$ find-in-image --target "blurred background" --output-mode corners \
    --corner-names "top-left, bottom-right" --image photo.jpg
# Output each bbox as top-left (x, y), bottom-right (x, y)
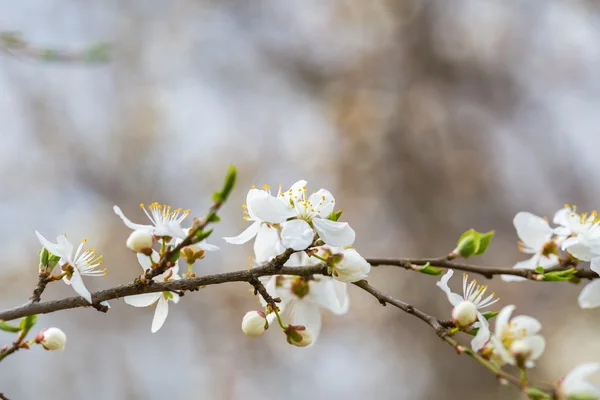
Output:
top-left (1, 0), bottom-right (600, 399)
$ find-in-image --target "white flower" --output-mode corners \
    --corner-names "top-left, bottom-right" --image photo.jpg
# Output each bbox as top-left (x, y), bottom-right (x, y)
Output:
top-left (577, 257), bottom-right (600, 309)
top-left (223, 185), bottom-right (297, 246)
top-left (280, 183), bottom-right (355, 249)
top-left (36, 231), bottom-right (106, 304)
top-left (452, 301), bottom-right (478, 327)
top-left (124, 251), bottom-right (181, 333)
top-left (437, 269), bottom-right (499, 350)
top-left (557, 363), bottom-right (600, 400)
top-left (126, 230), bottom-right (153, 253)
top-left (502, 212), bottom-right (558, 282)
top-left (37, 327), bottom-right (66, 351)
top-left (241, 311), bottom-right (268, 336)
top-left (329, 248), bottom-right (371, 283)
top-left (485, 305), bottom-right (545, 368)
top-left (262, 271), bottom-right (349, 346)
top-left (556, 206), bottom-right (600, 261)
top-left (114, 202), bottom-right (190, 239)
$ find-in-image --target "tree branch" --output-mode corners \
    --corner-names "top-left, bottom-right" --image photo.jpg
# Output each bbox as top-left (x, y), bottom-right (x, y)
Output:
top-left (367, 257), bottom-right (598, 281)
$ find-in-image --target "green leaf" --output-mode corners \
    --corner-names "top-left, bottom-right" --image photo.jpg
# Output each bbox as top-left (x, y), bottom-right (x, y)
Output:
top-left (456, 231), bottom-right (479, 258)
top-left (481, 311), bottom-right (499, 320)
top-left (83, 42), bottom-right (111, 62)
top-left (0, 321), bottom-right (21, 333)
top-left (206, 213), bottom-right (221, 223)
top-left (542, 268), bottom-right (577, 281)
top-left (474, 230), bottom-right (494, 255)
top-left (39, 248), bottom-right (49, 268)
top-left (524, 387), bottom-right (551, 399)
top-left (326, 210), bottom-right (343, 222)
top-left (535, 266), bottom-right (545, 274)
top-left (19, 315), bottom-right (38, 335)
top-left (163, 291), bottom-right (173, 300)
top-left (212, 191), bottom-right (223, 203)
top-left (194, 228), bottom-right (214, 242)
top-left (419, 263), bottom-right (443, 276)
top-left (218, 165), bottom-right (237, 203)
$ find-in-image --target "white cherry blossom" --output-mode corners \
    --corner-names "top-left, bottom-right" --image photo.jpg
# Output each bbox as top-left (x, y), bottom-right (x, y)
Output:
top-left (502, 212), bottom-right (558, 282)
top-left (36, 231), bottom-right (106, 304)
top-left (437, 269), bottom-right (498, 350)
top-left (114, 202), bottom-right (190, 239)
top-left (124, 251), bottom-right (181, 333)
top-left (556, 206), bottom-right (600, 261)
top-left (328, 248), bottom-right (371, 283)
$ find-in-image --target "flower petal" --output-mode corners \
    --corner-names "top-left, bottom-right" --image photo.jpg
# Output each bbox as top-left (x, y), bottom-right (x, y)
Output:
top-left (495, 305), bottom-right (515, 337)
top-left (113, 206), bottom-right (155, 232)
top-left (436, 269), bottom-right (464, 307)
top-left (591, 257), bottom-right (600, 275)
top-left (471, 313), bottom-right (490, 351)
top-left (248, 190), bottom-right (296, 223)
top-left (170, 292), bottom-right (181, 304)
top-left (513, 212), bottom-right (553, 252)
top-left (124, 292), bottom-right (161, 307)
top-left (310, 277), bottom-right (349, 315)
top-left (151, 297), bottom-right (169, 333)
top-left (308, 189), bottom-right (335, 218)
top-left (196, 240), bottom-right (220, 252)
top-left (511, 315), bottom-right (542, 335)
top-left (223, 220), bottom-right (260, 245)
top-left (313, 218), bottom-right (355, 247)
top-left (281, 220), bottom-right (314, 250)
top-left (35, 231), bottom-right (68, 260)
top-left (578, 280), bottom-right (600, 309)
top-left (562, 363), bottom-right (600, 395)
top-left (137, 250), bottom-right (159, 271)
top-left (522, 335), bottom-right (545, 361)
top-left (68, 269), bottom-right (92, 304)
top-left (254, 224), bottom-right (281, 263)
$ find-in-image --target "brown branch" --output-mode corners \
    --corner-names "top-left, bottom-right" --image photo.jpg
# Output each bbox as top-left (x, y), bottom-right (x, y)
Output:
top-left (0, 392), bottom-right (10, 400)
top-left (367, 257), bottom-right (598, 281)
top-left (0, 251), bottom-right (317, 322)
top-left (28, 273), bottom-right (50, 303)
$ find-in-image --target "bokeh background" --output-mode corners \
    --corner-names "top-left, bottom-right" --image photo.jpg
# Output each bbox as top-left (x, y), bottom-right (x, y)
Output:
top-left (2, 1), bottom-right (600, 399)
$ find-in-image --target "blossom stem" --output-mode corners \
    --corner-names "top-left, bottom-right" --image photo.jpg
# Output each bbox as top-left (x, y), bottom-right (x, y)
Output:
top-left (273, 309), bottom-right (287, 330)
top-left (311, 254), bottom-right (328, 263)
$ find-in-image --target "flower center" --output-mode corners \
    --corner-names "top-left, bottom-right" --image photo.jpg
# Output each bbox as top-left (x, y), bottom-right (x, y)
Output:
top-left (140, 202), bottom-right (190, 227)
top-left (291, 277), bottom-right (310, 299)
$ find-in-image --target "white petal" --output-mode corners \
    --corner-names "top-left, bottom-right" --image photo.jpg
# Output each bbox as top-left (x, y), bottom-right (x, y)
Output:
top-left (286, 299), bottom-right (322, 346)
top-left (254, 224), bottom-right (281, 263)
top-left (124, 292), bottom-right (161, 307)
top-left (513, 212), bottom-right (553, 251)
top-left (553, 207), bottom-right (571, 226)
top-left (137, 250), bottom-right (159, 271)
top-left (495, 305), bottom-right (515, 337)
top-left (471, 313), bottom-right (490, 351)
top-left (511, 315), bottom-right (542, 335)
top-left (310, 278), bottom-right (349, 315)
top-left (68, 270), bottom-right (92, 304)
top-left (313, 218), bottom-right (355, 247)
top-left (196, 240), bottom-right (220, 252)
top-left (223, 221), bottom-right (260, 245)
top-left (578, 280), bottom-right (600, 309)
top-left (151, 297), bottom-right (169, 333)
top-left (436, 269), bottom-right (464, 307)
top-left (522, 335), bottom-right (545, 361)
top-left (281, 220), bottom-right (314, 250)
top-left (563, 363), bottom-right (600, 394)
top-left (539, 253), bottom-right (559, 268)
top-left (282, 180), bottom-right (307, 203)
top-left (249, 190), bottom-right (296, 223)
top-left (170, 292), bottom-right (181, 304)
top-left (56, 235), bottom-right (74, 258)
top-left (113, 205), bottom-right (155, 232)
top-left (308, 189), bottom-right (335, 218)
top-left (35, 231), bottom-right (68, 259)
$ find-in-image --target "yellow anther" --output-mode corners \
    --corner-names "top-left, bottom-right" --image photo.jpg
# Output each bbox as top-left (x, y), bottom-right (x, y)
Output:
top-left (263, 184), bottom-right (270, 190)
top-left (81, 238), bottom-right (88, 243)
top-left (564, 203), bottom-right (570, 209)
top-left (322, 195), bottom-right (326, 200)
top-left (242, 204), bottom-right (247, 209)
top-left (140, 203), bottom-right (145, 208)
top-left (251, 185), bottom-right (256, 189)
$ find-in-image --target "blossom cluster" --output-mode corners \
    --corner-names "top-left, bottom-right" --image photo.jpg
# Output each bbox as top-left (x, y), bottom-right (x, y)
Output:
top-left (227, 181), bottom-right (371, 346)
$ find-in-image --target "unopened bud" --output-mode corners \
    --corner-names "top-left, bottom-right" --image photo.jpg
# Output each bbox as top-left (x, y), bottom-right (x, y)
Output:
top-left (36, 327), bottom-right (66, 351)
top-left (126, 230), bottom-right (153, 253)
top-left (285, 325), bottom-right (313, 347)
top-left (452, 301), bottom-right (478, 327)
top-left (241, 311), bottom-right (268, 336)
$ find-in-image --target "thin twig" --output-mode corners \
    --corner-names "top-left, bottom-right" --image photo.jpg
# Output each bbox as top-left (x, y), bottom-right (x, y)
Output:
top-left (0, 392), bottom-right (10, 400)
top-left (367, 258), bottom-right (597, 281)
top-left (28, 273), bottom-right (50, 304)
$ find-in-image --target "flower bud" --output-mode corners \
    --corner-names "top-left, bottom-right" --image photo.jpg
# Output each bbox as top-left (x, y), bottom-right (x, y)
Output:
top-left (241, 311), bottom-right (268, 336)
top-left (126, 230), bottom-right (153, 253)
top-left (452, 301), bottom-right (478, 327)
top-left (329, 248), bottom-right (371, 283)
top-left (36, 327), bottom-right (66, 351)
top-left (285, 325), bottom-right (313, 347)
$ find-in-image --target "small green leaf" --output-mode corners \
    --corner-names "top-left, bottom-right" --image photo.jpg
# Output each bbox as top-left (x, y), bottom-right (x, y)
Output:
top-left (481, 311), bottom-right (499, 320)
top-left (456, 232), bottom-right (479, 258)
top-left (194, 228), bottom-right (214, 242)
top-left (39, 248), bottom-right (49, 268)
top-left (542, 269), bottom-right (576, 281)
top-left (218, 165), bottom-right (237, 203)
top-left (419, 263), bottom-right (443, 275)
top-left (0, 321), bottom-right (21, 333)
top-left (19, 315), bottom-right (38, 335)
top-left (206, 213), bottom-right (221, 223)
top-left (474, 230), bottom-right (495, 255)
top-left (326, 210), bottom-right (343, 222)
top-left (524, 387), bottom-right (551, 399)
top-left (169, 251), bottom-right (181, 263)
top-left (163, 291), bottom-right (173, 300)
top-left (212, 191), bottom-right (223, 203)
top-left (535, 266), bottom-right (545, 274)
